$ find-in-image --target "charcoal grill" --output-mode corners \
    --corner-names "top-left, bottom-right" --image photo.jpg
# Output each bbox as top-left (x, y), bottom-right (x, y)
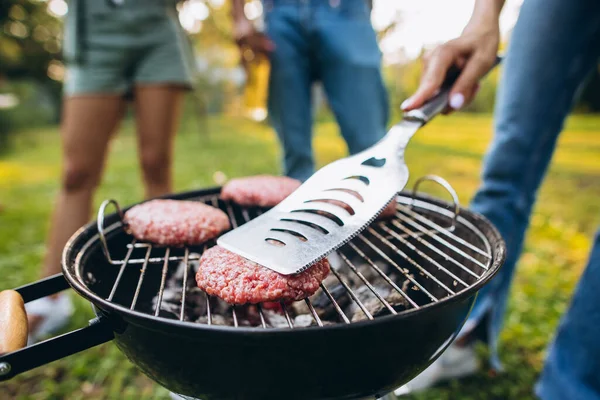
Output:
top-left (0, 176), bottom-right (505, 400)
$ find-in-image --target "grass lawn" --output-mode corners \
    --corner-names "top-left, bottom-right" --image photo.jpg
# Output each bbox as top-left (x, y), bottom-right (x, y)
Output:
top-left (1, 113), bottom-right (599, 399)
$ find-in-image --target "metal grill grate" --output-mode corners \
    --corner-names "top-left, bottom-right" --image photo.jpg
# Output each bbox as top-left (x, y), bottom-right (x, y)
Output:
top-left (91, 177), bottom-right (492, 329)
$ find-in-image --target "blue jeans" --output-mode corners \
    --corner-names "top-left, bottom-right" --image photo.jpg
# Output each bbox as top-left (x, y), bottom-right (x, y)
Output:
top-left (458, 0), bottom-right (600, 397)
top-left (264, 0), bottom-right (389, 182)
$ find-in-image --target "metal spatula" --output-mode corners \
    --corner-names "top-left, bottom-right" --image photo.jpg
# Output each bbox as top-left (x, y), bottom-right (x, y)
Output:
top-left (218, 58), bottom-right (501, 275)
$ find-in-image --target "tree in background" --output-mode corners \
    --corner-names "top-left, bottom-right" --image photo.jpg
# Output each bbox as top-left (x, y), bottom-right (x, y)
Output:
top-left (1, 0), bottom-right (64, 124)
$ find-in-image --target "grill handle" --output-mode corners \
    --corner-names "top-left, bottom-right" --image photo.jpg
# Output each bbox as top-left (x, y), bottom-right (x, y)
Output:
top-left (410, 175), bottom-right (460, 231)
top-left (13, 273), bottom-right (70, 303)
top-left (0, 274), bottom-right (115, 382)
top-left (0, 291), bottom-right (28, 354)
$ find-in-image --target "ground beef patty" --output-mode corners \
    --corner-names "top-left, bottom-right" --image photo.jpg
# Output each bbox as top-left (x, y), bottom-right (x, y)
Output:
top-left (378, 200), bottom-right (397, 219)
top-left (124, 200), bottom-right (230, 246)
top-left (196, 246), bottom-right (330, 304)
top-left (220, 175), bottom-right (301, 207)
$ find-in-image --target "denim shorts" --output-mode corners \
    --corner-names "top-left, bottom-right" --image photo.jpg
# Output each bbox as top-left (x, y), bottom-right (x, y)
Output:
top-left (63, 0), bottom-right (196, 96)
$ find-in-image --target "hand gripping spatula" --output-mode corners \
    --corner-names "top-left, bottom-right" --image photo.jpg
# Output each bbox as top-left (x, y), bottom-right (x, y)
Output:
top-left (218, 58), bottom-right (501, 275)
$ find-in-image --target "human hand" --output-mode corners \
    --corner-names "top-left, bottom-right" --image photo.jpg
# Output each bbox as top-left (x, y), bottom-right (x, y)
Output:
top-left (401, 21), bottom-right (500, 112)
top-left (233, 19), bottom-right (275, 71)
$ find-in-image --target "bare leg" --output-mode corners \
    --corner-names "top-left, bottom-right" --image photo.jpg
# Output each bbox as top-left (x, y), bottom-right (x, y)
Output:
top-left (41, 96), bottom-right (125, 279)
top-left (133, 85), bottom-right (184, 199)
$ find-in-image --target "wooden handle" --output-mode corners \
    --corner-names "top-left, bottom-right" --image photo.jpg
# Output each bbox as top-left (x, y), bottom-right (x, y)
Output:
top-left (0, 290), bottom-right (29, 353)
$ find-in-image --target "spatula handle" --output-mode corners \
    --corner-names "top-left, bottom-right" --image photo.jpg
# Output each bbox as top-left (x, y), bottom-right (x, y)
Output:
top-left (404, 55), bottom-right (502, 124)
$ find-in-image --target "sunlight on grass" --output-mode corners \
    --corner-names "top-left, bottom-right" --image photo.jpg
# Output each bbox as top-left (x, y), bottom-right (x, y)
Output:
top-left (1, 113), bottom-right (599, 399)
top-left (0, 161), bottom-right (57, 187)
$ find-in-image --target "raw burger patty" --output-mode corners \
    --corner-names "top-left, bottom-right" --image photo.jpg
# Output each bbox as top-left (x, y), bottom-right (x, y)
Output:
top-left (378, 200), bottom-right (397, 219)
top-left (124, 200), bottom-right (230, 246)
top-left (196, 246), bottom-right (330, 304)
top-left (220, 175), bottom-right (301, 207)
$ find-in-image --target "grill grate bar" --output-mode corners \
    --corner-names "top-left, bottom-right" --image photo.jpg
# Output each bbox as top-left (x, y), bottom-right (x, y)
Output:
top-left (395, 211), bottom-right (488, 270)
top-left (179, 249), bottom-right (190, 321)
top-left (369, 228), bottom-right (454, 296)
top-left (380, 225), bottom-right (469, 288)
top-left (226, 203), bottom-right (238, 229)
top-left (320, 283), bottom-right (350, 323)
top-left (131, 246), bottom-right (152, 310)
top-left (256, 304), bottom-right (267, 328)
top-left (107, 239), bottom-right (136, 301)
top-left (330, 264), bottom-right (373, 320)
top-left (281, 302), bottom-right (294, 328)
top-left (358, 234), bottom-right (439, 301)
top-left (114, 255), bottom-right (197, 265)
top-left (206, 294), bottom-right (212, 325)
top-left (305, 298), bottom-right (323, 327)
top-left (397, 204), bottom-right (491, 259)
top-left (154, 248), bottom-right (171, 317)
top-left (391, 220), bottom-right (480, 279)
top-left (232, 306), bottom-right (239, 327)
top-left (346, 242), bottom-right (419, 309)
top-left (338, 251), bottom-right (396, 314)
top-left (241, 209), bottom-right (251, 223)
top-left (202, 244), bottom-right (212, 325)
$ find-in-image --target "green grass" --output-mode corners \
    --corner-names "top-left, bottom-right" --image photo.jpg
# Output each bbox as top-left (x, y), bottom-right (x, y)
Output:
top-left (1, 114), bottom-right (599, 399)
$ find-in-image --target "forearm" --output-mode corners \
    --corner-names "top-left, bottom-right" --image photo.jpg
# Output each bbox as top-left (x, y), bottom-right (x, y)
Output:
top-left (231, 0), bottom-right (247, 23)
top-left (468, 0), bottom-right (505, 27)
top-left (229, 0), bottom-right (274, 54)
top-left (231, 0), bottom-right (254, 40)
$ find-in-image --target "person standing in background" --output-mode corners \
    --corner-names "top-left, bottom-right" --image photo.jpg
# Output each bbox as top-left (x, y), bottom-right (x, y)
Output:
top-left (26, 0), bottom-right (197, 341)
top-left (400, 0), bottom-right (600, 398)
top-left (231, 0), bottom-right (389, 182)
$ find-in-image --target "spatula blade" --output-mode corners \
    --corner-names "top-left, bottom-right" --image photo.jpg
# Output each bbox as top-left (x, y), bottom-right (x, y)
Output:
top-left (217, 121), bottom-right (422, 275)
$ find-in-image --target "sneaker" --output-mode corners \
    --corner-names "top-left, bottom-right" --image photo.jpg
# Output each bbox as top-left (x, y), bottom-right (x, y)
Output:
top-left (395, 343), bottom-right (479, 395)
top-left (25, 292), bottom-right (74, 344)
